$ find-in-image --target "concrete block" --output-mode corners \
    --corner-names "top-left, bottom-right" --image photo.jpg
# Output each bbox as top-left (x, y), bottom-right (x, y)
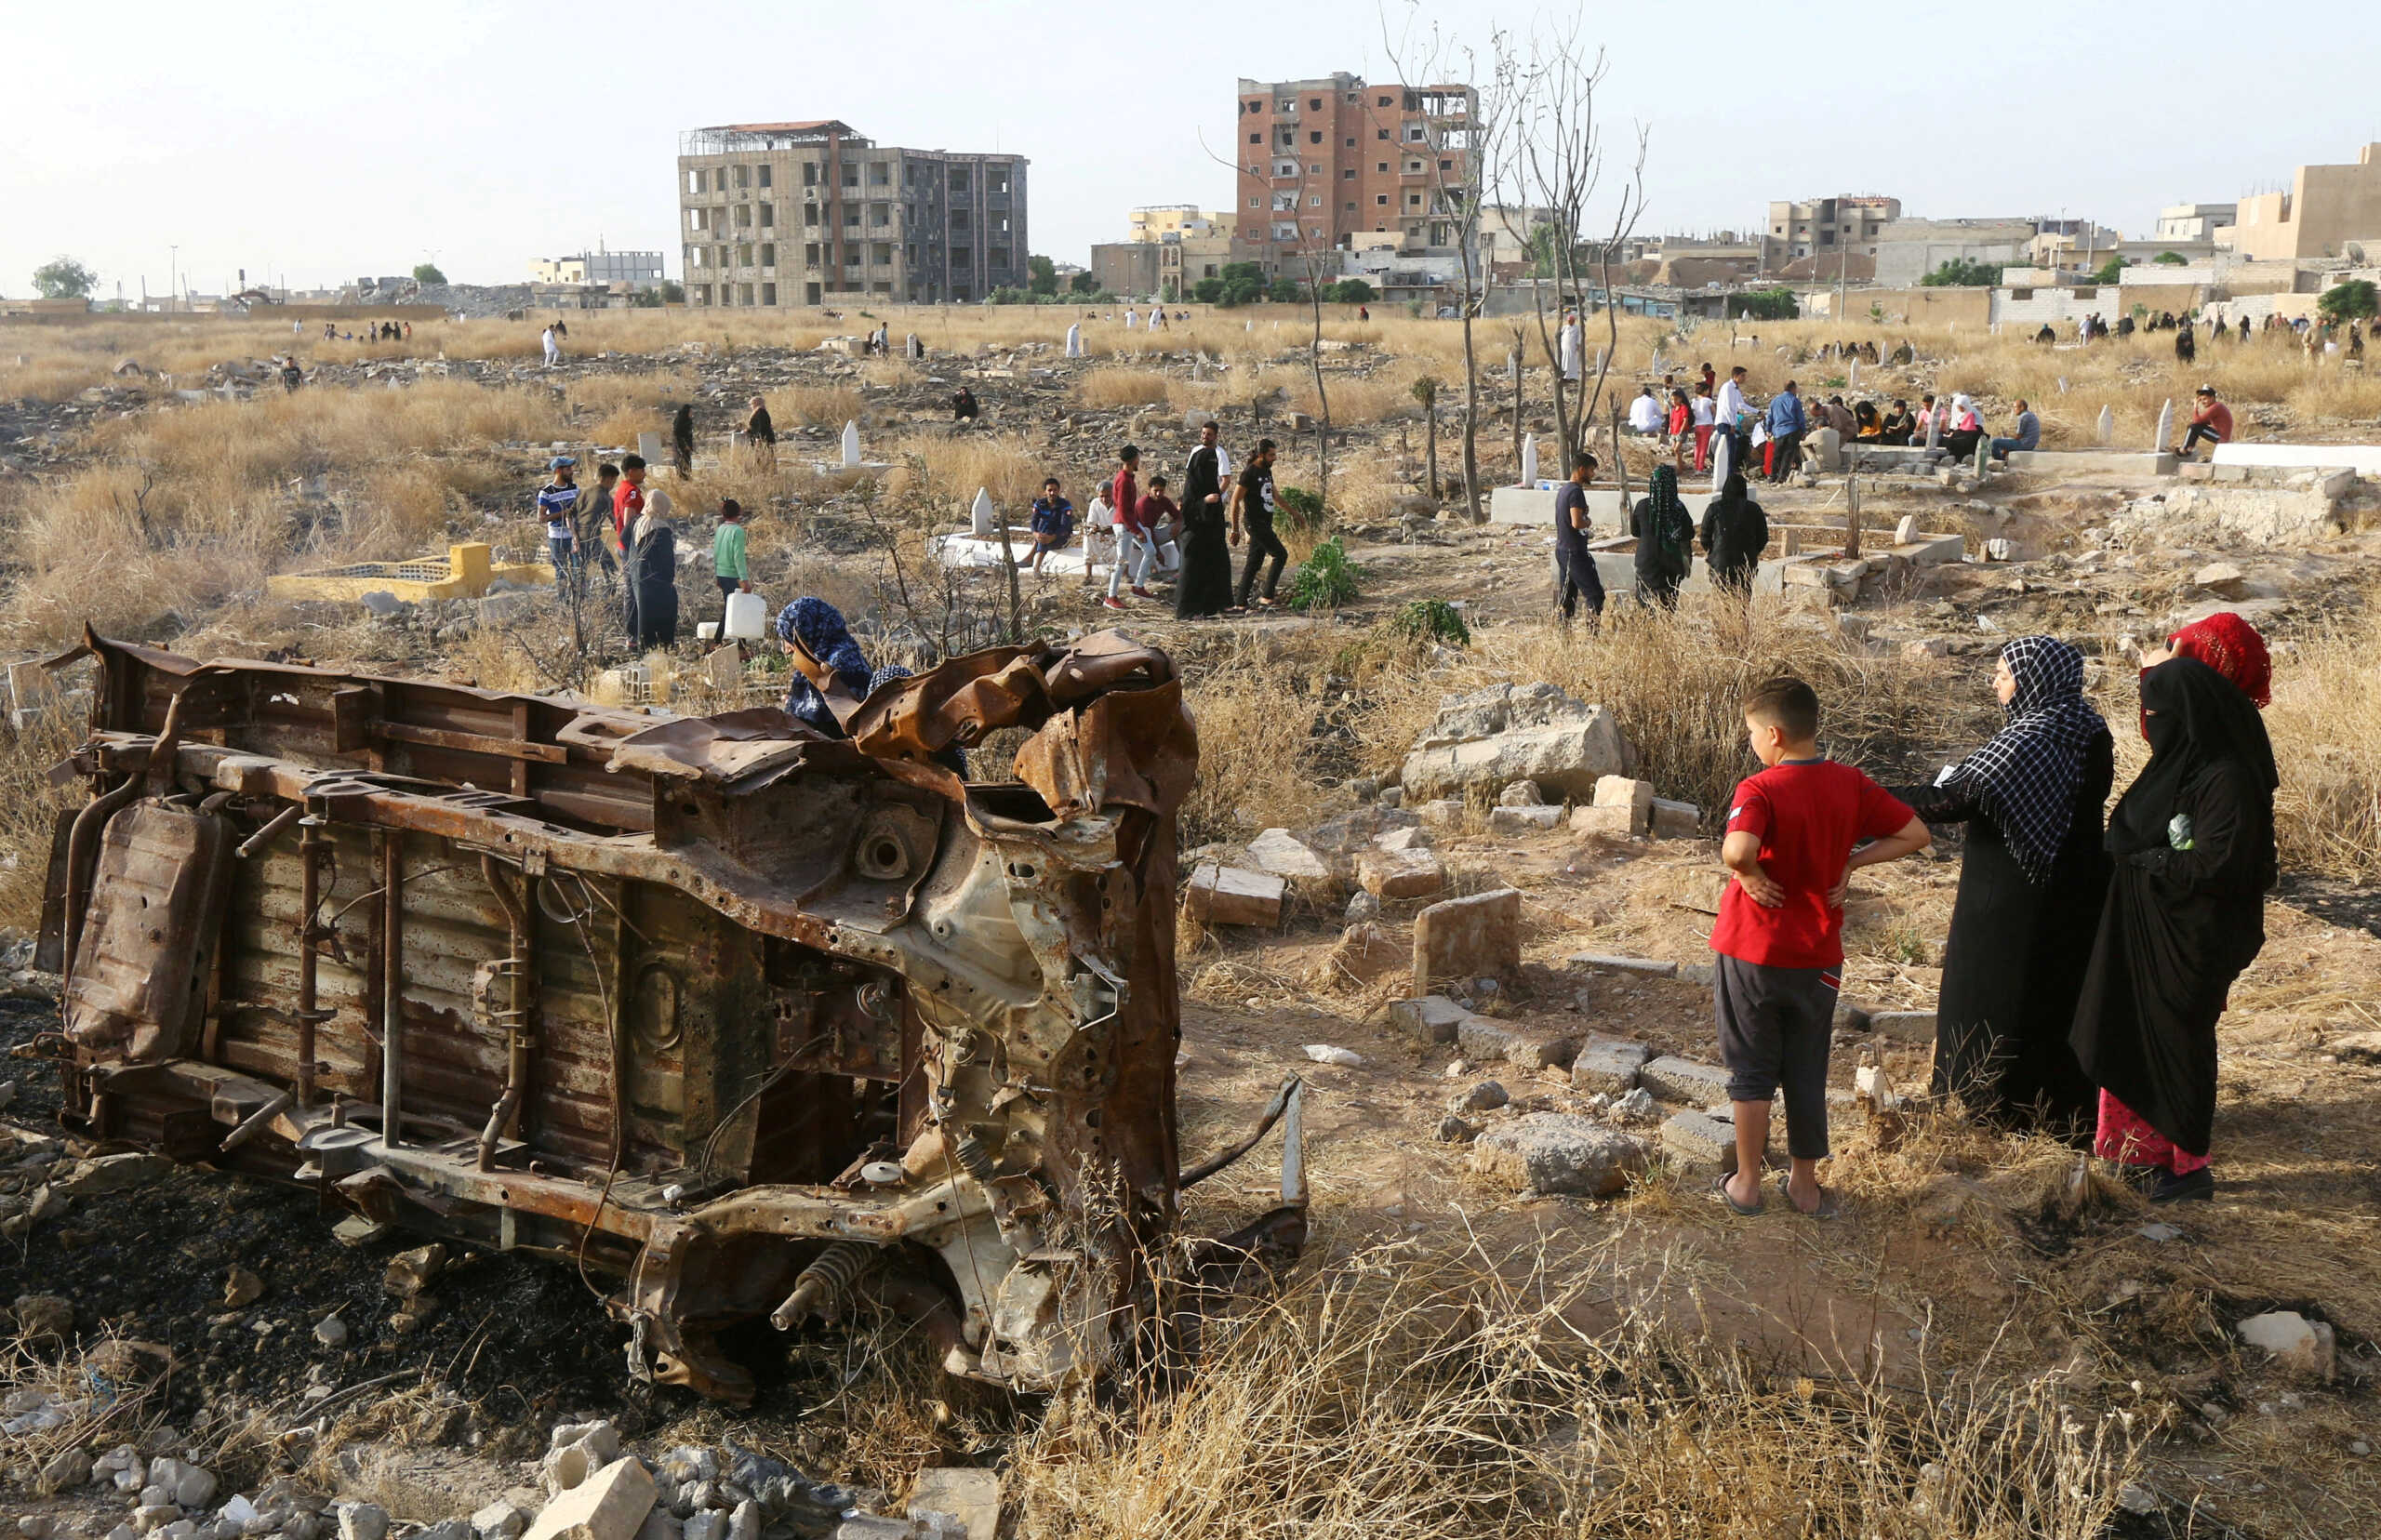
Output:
top-left (1659, 1109), bottom-right (1737, 1170)
top-left (1388, 995), bottom-right (1470, 1044)
top-left (907, 1469), bottom-right (1001, 1540)
top-left (1412, 888), bottom-right (1522, 996)
top-left (1357, 846), bottom-right (1447, 899)
top-left (1591, 775), bottom-right (1655, 835)
top-left (1472, 1114), bottom-right (1650, 1197)
top-left (523, 1460), bottom-right (656, 1540)
top-left (1186, 863), bottom-right (1285, 927)
top-left (1567, 953), bottom-right (1678, 978)
top-left (1649, 798), bottom-right (1701, 838)
top-left (1867, 1010), bottom-right (1936, 1044)
top-left (1639, 1055), bottom-right (1732, 1105)
top-left (1570, 1036), bottom-right (1653, 1095)
top-left (1567, 804), bottom-right (1637, 839)
top-left (1246, 829), bottom-right (1333, 885)
top-left (1488, 804), bottom-right (1563, 832)
top-left (1455, 1015), bottom-right (1577, 1072)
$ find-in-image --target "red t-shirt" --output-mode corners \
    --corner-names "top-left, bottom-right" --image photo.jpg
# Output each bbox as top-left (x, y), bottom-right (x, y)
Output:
top-left (1111, 467), bottom-right (1141, 532)
top-left (1710, 759), bottom-right (1914, 970)
top-left (612, 481), bottom-right (645, 540)
top-left (2190, 401), bottom-right (2233, 441)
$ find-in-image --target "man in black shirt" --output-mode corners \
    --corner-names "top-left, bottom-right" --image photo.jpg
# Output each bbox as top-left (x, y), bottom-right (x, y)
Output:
top-left (1230, 438), bottom-right (1285, 609)
top-left (1552, 452), bottom-right (1604, 626)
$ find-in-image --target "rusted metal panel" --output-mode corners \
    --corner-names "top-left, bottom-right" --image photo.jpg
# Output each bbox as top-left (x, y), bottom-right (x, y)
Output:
top-left (45, 629), bottom-right (1303, 1405)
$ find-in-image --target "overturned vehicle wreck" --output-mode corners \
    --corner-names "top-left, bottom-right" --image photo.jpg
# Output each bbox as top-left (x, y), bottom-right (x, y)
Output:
top-left (40, 629), bottom-right (1304, 1401)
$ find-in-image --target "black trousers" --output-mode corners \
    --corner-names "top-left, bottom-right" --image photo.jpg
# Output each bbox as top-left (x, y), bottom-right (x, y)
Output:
top-left (1553, 544), bottom-right (1603, 623)
top-left (1237, 517), bottom-right (1286, 604)
top-left (2180, 423), bottom-right (2223, 456)
top-left (1715, 954), bottom-right (1840, 1160)
top-left (1766, 431), bottom-right (1802, 482)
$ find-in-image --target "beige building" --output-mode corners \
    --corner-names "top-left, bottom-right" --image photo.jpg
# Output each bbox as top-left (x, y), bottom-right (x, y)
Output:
top-left (1763, 194), bottom-right (1902, 268)
top-left (1124, 206), bottom-right (1228, 243)
top-left (675, 119), bottom-right (1027, 307)
top-left (2216, 143), bottom-right (2381, 261)
top-left (528, 250), bottom-right (665, 287)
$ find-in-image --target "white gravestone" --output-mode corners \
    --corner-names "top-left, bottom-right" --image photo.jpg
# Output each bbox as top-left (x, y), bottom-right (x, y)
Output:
top-left (841, 420), bottom-right (862, 470)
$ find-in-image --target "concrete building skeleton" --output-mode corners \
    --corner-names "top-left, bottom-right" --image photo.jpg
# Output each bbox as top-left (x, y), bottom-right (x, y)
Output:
top-left (1231, 73), bottom-right (1481, 282)
top-left (677, 120), bottom-right (1027, 307)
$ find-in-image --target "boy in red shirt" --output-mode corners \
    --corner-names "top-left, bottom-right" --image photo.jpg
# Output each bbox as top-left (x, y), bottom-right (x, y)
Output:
top-left (1711, 677), bottom-right (1931, 1217)
top-left (611, 453), bottom-right (648, 561)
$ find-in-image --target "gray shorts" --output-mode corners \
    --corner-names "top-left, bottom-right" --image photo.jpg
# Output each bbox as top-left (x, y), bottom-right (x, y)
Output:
top-left (1713, 953), bottom-right (1841, 1160)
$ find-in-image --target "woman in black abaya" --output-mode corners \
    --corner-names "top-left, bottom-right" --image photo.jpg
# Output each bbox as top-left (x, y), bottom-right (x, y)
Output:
top-left (1890, 636), bottom-right (2111, 1135)
top-left (2068, 656), bottom-right (2278, 1202)
top-left (1173, 426), bottom-right (1234, 618)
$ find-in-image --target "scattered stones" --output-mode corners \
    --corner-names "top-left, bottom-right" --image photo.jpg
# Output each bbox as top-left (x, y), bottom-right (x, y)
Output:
top-left (1496, 779), bottom-right (1545, 807)
top-left (1374, 825), bottom-right (1431, 853)
top-left (1186, 863), bottom-right (1286, 927)
top-left (524, 1458), bottom-right (657, 1540)
top-left (1356, 846), bottom-right (1447, 900)
top-left (1659, 1108), bottom-right (1738, 1169)
top-left (54, 1151), bottom-right (172, 1196)
top-left (1411, 887), bottom-right (1521, 997)
top-left (1648, 798), bottom-right (1701, 839)
top-left (1245, 829), bottom-right (1333, 887)
top-left (1302, 1044), bottom-right (1363, 1068)
top-left (1471, 1114), bottom-right (1650, 1198)
top-left (1455, 1015), bottom-right (1576, 1073)
top-left (1567, 805), bottom-right (1636, 839)
top-left (2237, 1311), bottom-right (2337, 1382)
top-left (36, 1446), bottom-right (91, 1494)
top-left (906, 1468), bottom-right (1001, 1540)
top-left (337, 1506), bottom-right (390, 1540)
top-left (13, 1294), bottom-right (73, 1343)
top-left (1344, 890), bottom-right (1381, 926)
top-left (1591, 775), bottom-right (1656, 837)
top-left (1608, 1086), bottom-right (1656, 1122)
top-left (472, 1504), bottom-right (530, 1540)
top-left (1567, 952), bottom-right (1678, 978)
top-left (1488, 804), bottom-right (1563, 832)
top-left (223, 1268), bottom-right (265, 1308)
top-left (1387, 995), bottom-right (1469, 1045)
top-left (2191, 561), bottom-right (2249, 598)
top-left (1570, 1036), bottom-right (1652, 1095)
top-left (1435, 1114), bottom-right (1481, 1143)
top-left (1402, 683), bottom-right (1628, 803)
top-left (313, 1317), bottom-right (349, 1348)
top-left (385, 1243), bottom-right (448, 1296)
top-left (1639, 1055), bottom-right (1735, 1105)
top-left (2116, 1483), bottom-right (2159, 1515)
top-left (545, 1423), bottom-right (625, 1494)
top-left (2135, 1222), bottom-right (2184, 1243)
top-left (1866, 1011), bottom-right (1937, 1044)
top-left (1456, 1080), bottom-right (1510, 1113)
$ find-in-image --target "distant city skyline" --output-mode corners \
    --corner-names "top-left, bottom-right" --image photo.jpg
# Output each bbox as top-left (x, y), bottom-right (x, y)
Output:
top-left (7, 0), bottom-right (2375, 298)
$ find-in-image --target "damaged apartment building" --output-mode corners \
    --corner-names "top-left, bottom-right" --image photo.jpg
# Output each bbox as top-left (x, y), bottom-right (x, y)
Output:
top-left (677, 120), bottom-right (1027, 307)
top-left (1232, 73), bottom-right (1480, 283)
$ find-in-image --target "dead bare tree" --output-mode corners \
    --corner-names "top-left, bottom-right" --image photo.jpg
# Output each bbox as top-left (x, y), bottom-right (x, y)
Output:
top-left (1494, 23), bottom-right (1649, 465)
top-left (1380, 8), bottom-right (1516, 523)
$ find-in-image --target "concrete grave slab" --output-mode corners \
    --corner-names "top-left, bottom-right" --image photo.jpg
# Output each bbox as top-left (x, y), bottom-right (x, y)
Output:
top-left (1412, 887), bottom-right (1523, 996)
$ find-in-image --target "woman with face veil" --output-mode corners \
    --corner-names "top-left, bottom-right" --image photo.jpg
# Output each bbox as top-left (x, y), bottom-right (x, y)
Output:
top-left (1887, 637), bottom-right (2112, 1134)
top-left (2068, 655), bottom-right (2278, 1202)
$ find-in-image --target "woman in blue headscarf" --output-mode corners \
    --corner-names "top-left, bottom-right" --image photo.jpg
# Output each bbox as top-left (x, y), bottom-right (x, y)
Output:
top-left (775, 597), bottom-right (871, 735)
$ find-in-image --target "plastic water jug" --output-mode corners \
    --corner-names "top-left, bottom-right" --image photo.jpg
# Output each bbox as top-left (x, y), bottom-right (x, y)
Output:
top-left (724, 589), bottom-right (766, 640)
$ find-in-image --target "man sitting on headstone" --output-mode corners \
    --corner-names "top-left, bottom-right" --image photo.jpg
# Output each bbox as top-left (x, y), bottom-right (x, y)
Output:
top-left (2175, 384), bottom-right (2232, 461)
top-left (1026, 477), bottom-right (1075, 573)
top-left (1989, 399), bottom-right (2041, 462)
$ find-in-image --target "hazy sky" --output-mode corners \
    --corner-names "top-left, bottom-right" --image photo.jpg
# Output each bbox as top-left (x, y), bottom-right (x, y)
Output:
top-left (10, 0), bottom-right (2380, 298)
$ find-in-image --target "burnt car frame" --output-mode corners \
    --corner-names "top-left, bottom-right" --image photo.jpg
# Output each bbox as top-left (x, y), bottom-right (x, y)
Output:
top-left (38, 628), bottom-right (1303, 1401)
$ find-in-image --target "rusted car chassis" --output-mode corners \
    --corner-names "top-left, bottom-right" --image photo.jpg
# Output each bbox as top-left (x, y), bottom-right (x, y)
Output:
top-left (38, 629), bottom-right (1303, 1402)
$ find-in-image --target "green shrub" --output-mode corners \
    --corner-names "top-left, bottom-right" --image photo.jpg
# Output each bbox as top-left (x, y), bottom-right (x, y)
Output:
top-left (1388, 599), bottom-right (1470, 646)
top-left (1284, 538), bottom-right (1362, 612)
top-left (1275, 485), bottom-right (1324, 532)
top-left (2319, 279), bottom-right (2379, 324)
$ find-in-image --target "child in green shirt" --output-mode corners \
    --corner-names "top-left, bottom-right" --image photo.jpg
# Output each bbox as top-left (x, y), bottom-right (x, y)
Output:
top-left (712, 500), bottom-right (750, 629)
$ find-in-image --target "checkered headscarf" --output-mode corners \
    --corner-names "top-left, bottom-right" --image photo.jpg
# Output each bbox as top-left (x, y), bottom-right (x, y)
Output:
top-left (1940, 635), bottom-right (2106, 883)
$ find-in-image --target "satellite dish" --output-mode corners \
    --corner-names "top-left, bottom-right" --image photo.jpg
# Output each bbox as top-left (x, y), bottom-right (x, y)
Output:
top-left (2348, 243), bottom-right (2369, 264)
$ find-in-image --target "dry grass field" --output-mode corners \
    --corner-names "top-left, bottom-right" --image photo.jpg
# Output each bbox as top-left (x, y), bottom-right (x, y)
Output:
top-left (4, 300), bottom-right (2379, 1537)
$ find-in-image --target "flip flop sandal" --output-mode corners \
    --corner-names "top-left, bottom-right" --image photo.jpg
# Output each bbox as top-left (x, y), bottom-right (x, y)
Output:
top-left (1712, 1169), bottom-right (1762, 1217)
top-left (1779, 1173), bottom-right (1843, 1220)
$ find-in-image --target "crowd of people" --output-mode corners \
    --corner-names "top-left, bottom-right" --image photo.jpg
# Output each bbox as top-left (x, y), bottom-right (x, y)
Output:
top-left (1707, 615), bottom-right (2277, 1215)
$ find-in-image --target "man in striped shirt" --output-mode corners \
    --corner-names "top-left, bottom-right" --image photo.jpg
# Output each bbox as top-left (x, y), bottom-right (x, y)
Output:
top-left (537, 458), bottom-right (581, 593)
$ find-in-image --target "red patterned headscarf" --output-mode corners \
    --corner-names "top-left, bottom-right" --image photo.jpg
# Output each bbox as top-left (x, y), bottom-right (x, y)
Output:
top-left (2166, 613), bottom-right (2272, 708)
